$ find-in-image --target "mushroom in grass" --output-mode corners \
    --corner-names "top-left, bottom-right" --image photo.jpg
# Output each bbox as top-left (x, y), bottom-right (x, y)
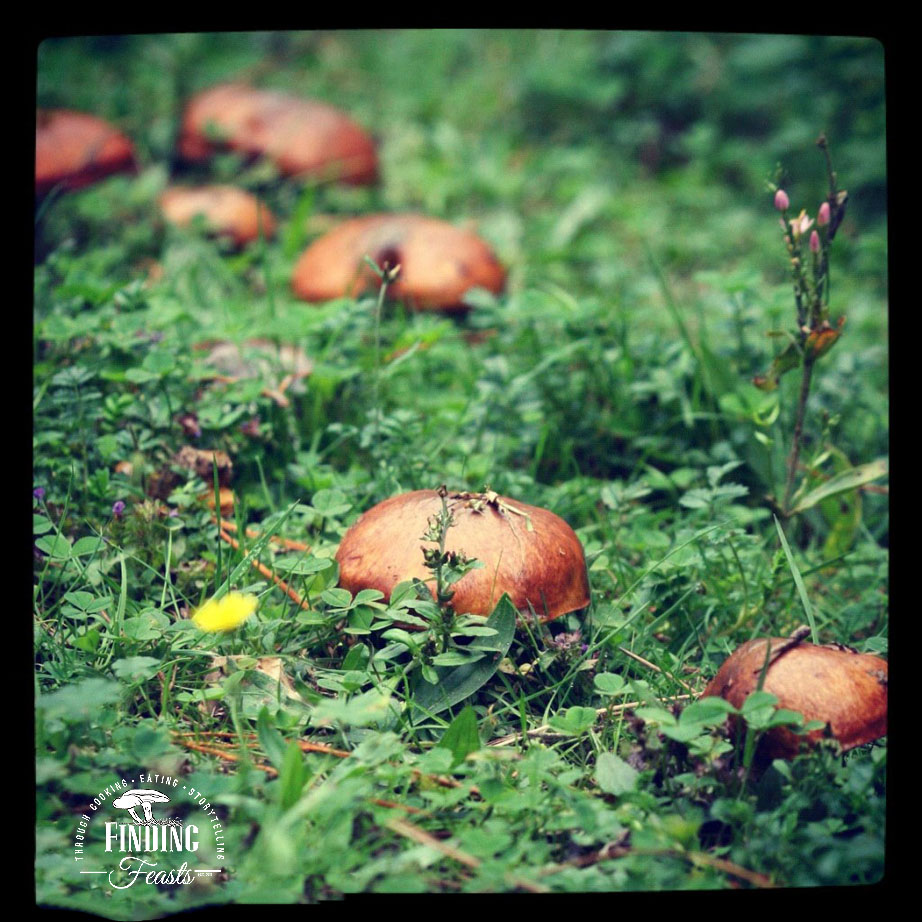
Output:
top-left (702, 635), bottom-right (888, 760)
top-left (178, 83), bottom-right (378, 185)
top-left (35, 109), bottom-right (135, 197)
top-left (291, 213), bottom-right (507, 313)
top-left (160, 185), bottom-right (276, 247)
top-left (335, 489), bottom-right (590, 622)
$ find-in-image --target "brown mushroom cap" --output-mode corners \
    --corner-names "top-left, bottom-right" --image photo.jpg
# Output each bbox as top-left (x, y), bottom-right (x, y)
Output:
top-left (291, 213), bottom-right (507, 313)
top-left (35, 109), bottom-right (135, 197)
top-left (178, 83), bottom-right (378, 185)
top-left (160, 185), bottom-right (276, 247)
top-left (335, 489), bottom-right (590, 622)
top-left (702, 637), bottom-right (888, 759)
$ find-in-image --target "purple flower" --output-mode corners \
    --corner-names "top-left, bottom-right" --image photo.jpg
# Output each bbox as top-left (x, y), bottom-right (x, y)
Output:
top-left (817, 201), bottom-right (831, 227)
top-left (774, 189), bottom-right (790, 211)
top-left (33, 486), bottom-right (46, 501)
top-left (809, 230), bottom-right (820, 254)
top-left (553, 630), bottom-right (583, 650)
top-left (112, 500), bottom-right (126, 518)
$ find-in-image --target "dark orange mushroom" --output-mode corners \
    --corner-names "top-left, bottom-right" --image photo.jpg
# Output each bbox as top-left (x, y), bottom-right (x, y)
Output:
top-left (177, 83), bottom-right (378, 185)
top-left (160, 185), bottom-right (276, 247)
top-left (291, 213), bottom-right (507, 313)
top-left (702, 636), bottom-right (888, 760)
top-left (335, 489), bottom-right (590, 622)
top-left (35, 109), bottom-right (135, 197)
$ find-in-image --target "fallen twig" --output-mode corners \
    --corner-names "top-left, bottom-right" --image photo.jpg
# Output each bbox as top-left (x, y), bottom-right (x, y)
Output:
top-left (218, 528), bottom-right (312, 611)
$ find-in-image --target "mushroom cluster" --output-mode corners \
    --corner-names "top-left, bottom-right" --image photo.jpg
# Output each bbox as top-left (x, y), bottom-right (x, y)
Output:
top-left (335, 489), bottom-right (590, 622)
top-left (702, 636), bottom-right (888, 760)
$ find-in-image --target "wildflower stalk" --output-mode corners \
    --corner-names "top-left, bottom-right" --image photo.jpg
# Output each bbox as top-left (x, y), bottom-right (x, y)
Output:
top-left (421, 485), bottom-right (460, 653)
top-left (363, 254), bottom-right (401, 451)
top-left (761, 135), bottom-right (849, 517)
top-left (782, 355), bottom-right (815, 515)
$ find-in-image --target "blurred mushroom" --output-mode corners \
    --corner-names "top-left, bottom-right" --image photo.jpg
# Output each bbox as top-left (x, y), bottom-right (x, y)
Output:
top-left (201, 485), bottom-right (237, 518)
top-left (335, 488), bottom-right (590, 622)
top-left (160, 184), bottom-right (276, 247)
top-left (174, 446), bottom-right (233, 486)
top-left (702, 635), bottom-right (888, 760)
top-left (35, 109), bottom-right (135, 197)
top-left (291, 213), bottom-right (507, 313)
top-left (178, 83), bottom-right (378, 185)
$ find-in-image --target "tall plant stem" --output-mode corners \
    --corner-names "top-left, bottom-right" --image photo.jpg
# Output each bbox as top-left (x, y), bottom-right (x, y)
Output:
top-left (782, 355), bottom-right (815, 516)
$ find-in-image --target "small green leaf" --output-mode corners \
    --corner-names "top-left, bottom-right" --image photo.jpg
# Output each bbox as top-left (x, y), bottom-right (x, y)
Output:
top-left (595, 752), bottom-right (639, 795)
top-left (438, 705), bottom-right (481, 768)
top-left (71, 536), bottom-right (106, 557)
top-left (790, 458), bottom-right (888, 515)
top-left (679, 697), bottom-right (737, 725)
top-left (635, 706), bottom-right (678, 727)
top-left (111, 656), bottom-right (161, 684)
top-left (273, 555), bottom-right (335, 576)
top-left (431, 649), bottom-right (486, 666)
top-left (278, 741), bottom-right (307, 810)
top-left (594, 672), bottom-right (627, 696)
top-left (33, 515), bottom-right (53, 535)
top-left (321, 588), bottom-right (354, 609)
top-left (35, 534), bottom-right (72, 558)
top-left (74, 628), bottom-right (101, 653)
top-left (548, 706), bottom-right (598, 735)
top-left (739, 690), bottom-right (781, 729)
top-left (257, 706), bottom-right (289, 771)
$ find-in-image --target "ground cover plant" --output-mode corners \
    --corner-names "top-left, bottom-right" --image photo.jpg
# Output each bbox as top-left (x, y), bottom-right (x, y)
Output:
top-left (34, 31), bottom-right (888, 913)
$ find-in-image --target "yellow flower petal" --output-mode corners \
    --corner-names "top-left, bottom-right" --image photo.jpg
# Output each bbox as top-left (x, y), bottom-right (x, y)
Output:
top-left (192, 592), bottom-right (258, 632)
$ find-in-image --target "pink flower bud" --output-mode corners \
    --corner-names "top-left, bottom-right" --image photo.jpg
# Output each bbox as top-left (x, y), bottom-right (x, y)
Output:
top-left (817, 201), bottom-right (831, 226)
top-left (809, 230), bottom-right (820, 253)
top-left (774, 189), bottom-right (790, 211)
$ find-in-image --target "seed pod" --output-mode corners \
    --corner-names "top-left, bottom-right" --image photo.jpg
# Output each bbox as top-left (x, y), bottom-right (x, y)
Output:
top-left (177, 83), bottom-right (378, 185)
top-left (702, 637), bottom-right (888, 759)
top-left (35, 109), bottom-right (135, 197)
top-left (291, 213), bottom-right (506, 313)
top-left (160, 185), bottom-right (276, 247)
top-left (335, 489), bottom-right (590, 622)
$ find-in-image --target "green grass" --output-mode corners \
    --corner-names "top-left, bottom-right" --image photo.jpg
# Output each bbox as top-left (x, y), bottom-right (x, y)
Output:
top-left (34, 31), bottom-right (887, 913)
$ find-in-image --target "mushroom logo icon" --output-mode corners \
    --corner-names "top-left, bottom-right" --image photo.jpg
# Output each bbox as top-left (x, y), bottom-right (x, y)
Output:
top-left (112, 789), bottom-right (171, 825)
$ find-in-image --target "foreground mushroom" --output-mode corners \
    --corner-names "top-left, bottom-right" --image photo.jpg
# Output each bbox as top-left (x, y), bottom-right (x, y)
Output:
top-left (291, 213), bottom-right (507, 313)
top-left (35, 109), bottom-right (135, 197)
top-left (702, 635), bottom-right (888, 760)
top-left (160, 185), bottom-right (276, 247)
top-left (335, 489), bottom-right (590, 621)
top-left (178, 83), bottom-right (378, 185)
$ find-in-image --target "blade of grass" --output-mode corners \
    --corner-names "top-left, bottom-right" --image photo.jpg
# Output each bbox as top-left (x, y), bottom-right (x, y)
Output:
top-left (773, 515), bottom-right (818, 643)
